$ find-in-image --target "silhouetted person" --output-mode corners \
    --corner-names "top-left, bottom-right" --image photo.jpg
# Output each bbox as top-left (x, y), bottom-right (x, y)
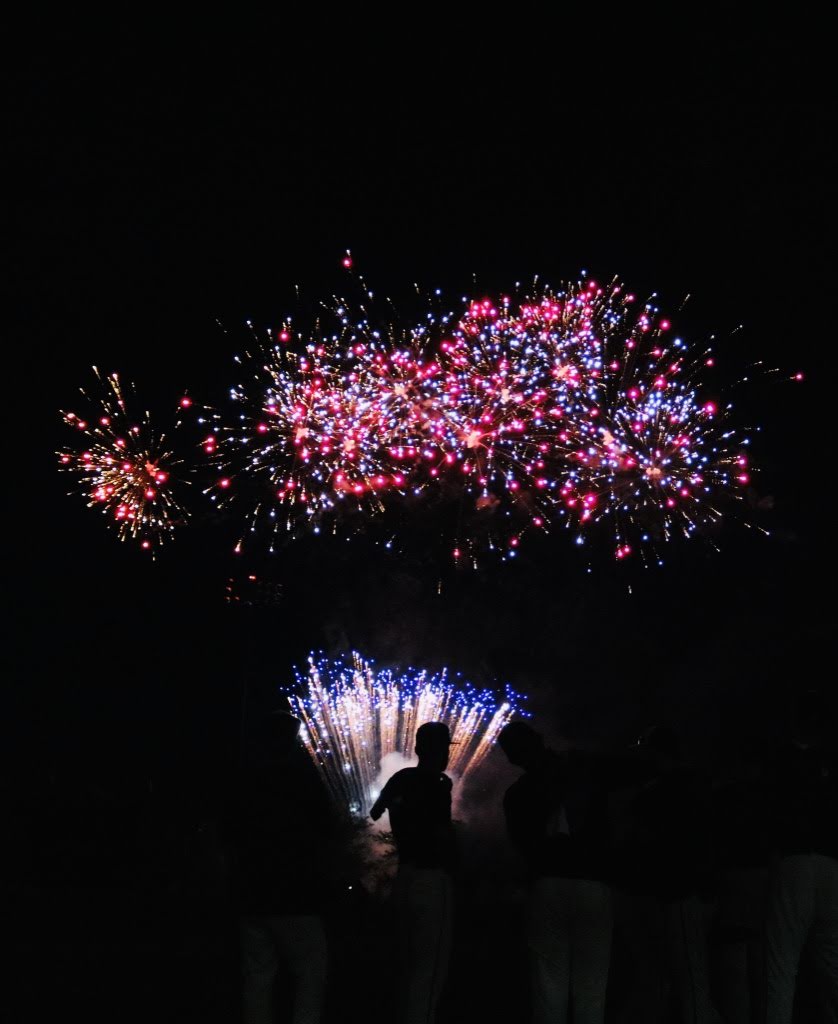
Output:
top-left (497, 721), bottom-right (612, 1024)
top-left (369, 721), bottom-right (455, 1024)
top-left (764, 689), bottom-right (838, 1023)
top-left (708, 749), bottom-right (771, 1024)
top-left (621, 725), bottom-right (721, 1024)
top-left (224, 711), bottom-right (332, 1024)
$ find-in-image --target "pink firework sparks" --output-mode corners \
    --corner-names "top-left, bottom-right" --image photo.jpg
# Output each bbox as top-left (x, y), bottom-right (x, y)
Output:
top-left (58, 368), bottom-right (190, 550)
top-left (200, 270), bottom-right (784, 563)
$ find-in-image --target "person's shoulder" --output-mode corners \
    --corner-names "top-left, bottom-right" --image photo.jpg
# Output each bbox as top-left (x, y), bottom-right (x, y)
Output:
top-left (385, 767), bottom-right (417, 791)
top-left (504, 774), bottom-right (528, 802)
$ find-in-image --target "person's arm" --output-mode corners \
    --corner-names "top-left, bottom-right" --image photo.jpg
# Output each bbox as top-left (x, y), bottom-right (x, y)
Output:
top-left (369, 779), bottom-right (391, 821)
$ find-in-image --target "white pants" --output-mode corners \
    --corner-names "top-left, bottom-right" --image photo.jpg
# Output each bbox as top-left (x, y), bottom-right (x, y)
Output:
top-left (394, 865), bottom-right (453, 1024)
top-left (528, 876), bottom-right (612, 1024)
top-left (240, 914), bottom-right (328, 1024)
top-left (765, 853), bottom-right (838, 1024)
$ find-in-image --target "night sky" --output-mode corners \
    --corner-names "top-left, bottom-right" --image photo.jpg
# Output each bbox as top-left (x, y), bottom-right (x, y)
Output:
top-left (10, 22), bottom-right (833, 802)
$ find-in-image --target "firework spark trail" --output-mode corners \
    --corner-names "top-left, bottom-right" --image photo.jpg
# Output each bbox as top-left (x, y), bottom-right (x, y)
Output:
top-left (58, 368), bottom-right (189, 551)
top-left (288, 653), bottom-right (521, 817)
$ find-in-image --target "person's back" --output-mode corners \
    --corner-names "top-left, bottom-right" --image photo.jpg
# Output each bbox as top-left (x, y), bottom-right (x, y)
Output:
top-left (228, 744), bottom-right (332, 916)
top-left (770, 737), bottom-right (838, 859)
top-left (630, 754), bottom-right (712, 901)
top-left (498, 722), bottom-right (613, 1024)
top-left (378, 765), bottom-right (454, 872)
top-left (619, 726), bottom-right (721, 1024)
top-left (710, 761), bottom-right (772, 1024)
top-left (225, 711), bottom-right (333, 1024)
top-left (504, 746), bottom-right (612, 884)
top-left (764, 691), bottom-right (838, 1024)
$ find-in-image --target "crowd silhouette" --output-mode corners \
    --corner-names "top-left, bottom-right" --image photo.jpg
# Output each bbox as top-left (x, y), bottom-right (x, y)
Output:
top-left (210, 687), bottom-right (837, 1024)
top-left (8, 691), bottom-right (837, 1024)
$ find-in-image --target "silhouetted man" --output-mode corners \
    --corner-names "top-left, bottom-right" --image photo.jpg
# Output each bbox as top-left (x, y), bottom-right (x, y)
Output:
top-left (224, 711), bottom-right (332, 1024)
top-left (709, 747), bottom-right (771, 1024)
top-left (764, 689), bottom-right (838, 1023)
top-left (623, 725), bottom-right (721, 1024)
top-left (370, 721), bottom-right (455, 1024)
top-left (498, 721), bottom-right (612, 1024)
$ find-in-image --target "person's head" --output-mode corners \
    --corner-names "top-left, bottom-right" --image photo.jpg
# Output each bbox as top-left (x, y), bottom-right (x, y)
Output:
top-left (415, 722), bottom-right (451, 773)
top-left (498, 721), bottom-right (545, 770)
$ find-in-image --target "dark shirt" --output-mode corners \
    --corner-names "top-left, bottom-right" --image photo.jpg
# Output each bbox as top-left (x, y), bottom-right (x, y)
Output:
top-left (711, 776), bottom-right (771, 870)
top-left (377, 767), bottom-right (454, 871)
top-left (503, 750), bottom-right (611, 882)
top-left (769, 742), bottom-right (838, 859)
top-left (628, 762), bottom-right (713, 900)
top-left (223, 748), bottom-right (334, 915)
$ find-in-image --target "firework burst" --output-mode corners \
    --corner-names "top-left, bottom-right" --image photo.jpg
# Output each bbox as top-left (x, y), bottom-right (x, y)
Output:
top-left (192, 263), bottom-right (787, 564)
top-left (203, 293), bottom-right (458, 550)
top-left (419, 276), bottom-right (772, 564)
top-left (426, 290), bottom-right (604, 557)
top-left (530, 279), bottom-right (758, 562)
top-left (58, 368), bottom-right (189, 550)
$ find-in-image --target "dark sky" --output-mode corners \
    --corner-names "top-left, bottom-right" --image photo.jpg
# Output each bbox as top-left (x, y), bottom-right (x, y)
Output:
top-left (9, 22), bottom-right (834, 793)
